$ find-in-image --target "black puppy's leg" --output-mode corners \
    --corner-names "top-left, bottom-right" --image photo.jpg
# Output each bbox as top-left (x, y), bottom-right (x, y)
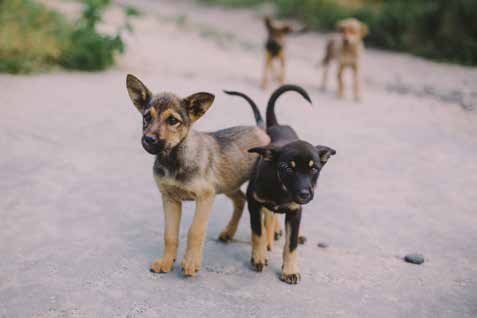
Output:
top-left (264, 209), bottom-right (275, 251)
top-left (249, 199), bottom-right (267, 272)
top-left (280, 209), bottom-right (302, 284)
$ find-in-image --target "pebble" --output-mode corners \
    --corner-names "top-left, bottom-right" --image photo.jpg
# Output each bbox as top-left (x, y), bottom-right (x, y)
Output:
top-left (404, 253), bottom-right (425, 265)
top-left (317, 242), bottom-right (328, 248)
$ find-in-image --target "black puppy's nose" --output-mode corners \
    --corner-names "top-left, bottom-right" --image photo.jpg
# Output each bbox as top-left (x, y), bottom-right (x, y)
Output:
top-left (298, 189), bottom-right (311, 201)
top-left (143, 135), bottom-right (157, 144)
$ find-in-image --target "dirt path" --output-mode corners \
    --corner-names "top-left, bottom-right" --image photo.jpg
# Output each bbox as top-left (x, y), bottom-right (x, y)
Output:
top-left (1, 1), bottom-right (476, 317)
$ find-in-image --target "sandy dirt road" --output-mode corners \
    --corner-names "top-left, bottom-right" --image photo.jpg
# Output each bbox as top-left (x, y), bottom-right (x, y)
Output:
top-left (1, 1), bottom-right (477, 317)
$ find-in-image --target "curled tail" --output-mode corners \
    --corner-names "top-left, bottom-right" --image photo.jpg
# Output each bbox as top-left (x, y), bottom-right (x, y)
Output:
top-left (223, 90), bottom-right (265, 129)
top-left (266, 84), bottom-right (312, 128)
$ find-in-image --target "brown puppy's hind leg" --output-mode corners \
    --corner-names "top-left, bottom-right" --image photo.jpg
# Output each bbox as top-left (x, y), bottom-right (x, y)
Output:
top-left (218, 190), bottom-right (246, 242)
top-left (274, 214), bottom-right (282, 240)
top-left (150, 195), bottom-right (182, 273)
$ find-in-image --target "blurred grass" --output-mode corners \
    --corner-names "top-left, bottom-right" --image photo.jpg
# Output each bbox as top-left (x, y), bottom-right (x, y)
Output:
top-left (0, 0), bottom-right (70, 73)
top-left (201, 0), bottom-right (477, 66)
top-left (0, 0), bottom-right (132, 74)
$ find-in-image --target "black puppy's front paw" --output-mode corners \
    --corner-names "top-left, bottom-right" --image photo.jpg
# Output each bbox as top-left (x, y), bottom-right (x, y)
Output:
top-left (280, 272), bottom-right (301, 284)
top-left (251, 257), bottom-right (268, 272)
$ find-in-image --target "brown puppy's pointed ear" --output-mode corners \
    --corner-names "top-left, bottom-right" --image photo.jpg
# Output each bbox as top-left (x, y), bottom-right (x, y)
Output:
top-left (126, 74), bottom-right (152, 112)
top-left (248, 145), bottom-right (280, 161)
top-left (183, 92), bottom-right (215, 123)
top-left (316, 145), bottom-right (336, 166)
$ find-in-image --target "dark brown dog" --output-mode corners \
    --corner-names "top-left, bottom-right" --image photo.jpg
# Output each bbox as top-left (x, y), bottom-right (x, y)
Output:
top-left (126, 74), bottom-right (270, 276)
top-left (261, 16), bottom-right (305, 89)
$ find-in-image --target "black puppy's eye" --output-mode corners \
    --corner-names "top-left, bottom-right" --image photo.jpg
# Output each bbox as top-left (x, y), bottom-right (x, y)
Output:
top-left (166, 116), bottom-right (179, 126)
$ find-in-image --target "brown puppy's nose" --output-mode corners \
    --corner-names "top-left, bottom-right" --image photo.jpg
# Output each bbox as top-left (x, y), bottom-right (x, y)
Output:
top-left (143, 135), bottom-right (157, 145)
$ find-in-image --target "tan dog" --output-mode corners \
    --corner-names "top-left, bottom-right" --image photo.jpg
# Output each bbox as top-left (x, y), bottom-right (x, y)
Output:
top-left (261, 17), bottom-right (304, 90)
top-left (126, 74), bottom-right (270, 277)
top-left (321, 18), bottom-right (368, 101)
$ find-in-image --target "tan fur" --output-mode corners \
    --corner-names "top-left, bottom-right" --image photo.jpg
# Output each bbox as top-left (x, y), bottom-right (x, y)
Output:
top-left (126, 74), bottom-right (270, 277)
top-left (280, 222), bottom-right (300, 284)
top-left (321, 18), bottom-right (368, 101)
top-left (251, 207), bottom-right (268, 269)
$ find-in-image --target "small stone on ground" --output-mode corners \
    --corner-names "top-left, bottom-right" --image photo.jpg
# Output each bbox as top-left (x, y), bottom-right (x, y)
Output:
top-left (404, 254), bottom-right (425, 265)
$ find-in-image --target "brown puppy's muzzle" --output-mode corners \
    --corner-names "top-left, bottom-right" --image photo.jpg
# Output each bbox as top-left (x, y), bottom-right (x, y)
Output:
top-left (141, 135), bottom-right (166, 155)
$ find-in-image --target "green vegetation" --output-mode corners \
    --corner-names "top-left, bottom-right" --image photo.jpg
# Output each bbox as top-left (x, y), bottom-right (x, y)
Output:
top-left (0, 0), bottom-right (70, 73)
top-left (201, 0), bottom-right (477, 66)
top-left (0, 0), bottom-right (135, 74)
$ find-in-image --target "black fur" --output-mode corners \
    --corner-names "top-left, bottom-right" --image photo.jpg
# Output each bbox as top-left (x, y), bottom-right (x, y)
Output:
top-left (266, 84), bottom-right (311, 128)
top-left (223, 90), bottom-right (265, 129)
top-left (240, 85), bottom-right (336, 282)
top-left (286, 209), bottom-right (302, 252)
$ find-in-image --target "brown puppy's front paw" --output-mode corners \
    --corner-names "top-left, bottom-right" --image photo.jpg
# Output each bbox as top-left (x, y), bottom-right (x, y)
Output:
top-left (251, 257), bottom-right (268, 272)
top-left (181, 253), bottom-right (201, 277)
top-left (274, 230), bottom-right (283, 241)
top-left (298, 235), bottom-right (307, 245)
top-left (218, 230), bottom-right (232, 243)
top-left (280, 272), bottom-right (301, 284)
top-left (150, 257), bottom-right (175, 273)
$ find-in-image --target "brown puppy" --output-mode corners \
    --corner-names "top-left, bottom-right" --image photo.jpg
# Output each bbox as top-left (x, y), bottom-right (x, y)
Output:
top-left (321, 18), bottom-right (368, 101)
top-left (261, 16), bottom-right (304, 90)
top-left (126, 74), bottom-right (270, 277)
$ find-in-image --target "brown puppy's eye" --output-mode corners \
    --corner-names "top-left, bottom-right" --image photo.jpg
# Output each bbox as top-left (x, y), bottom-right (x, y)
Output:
top-left (143, 112), bottom-right (152, 128)
top-left (166, 116), bottom-right (179, 126)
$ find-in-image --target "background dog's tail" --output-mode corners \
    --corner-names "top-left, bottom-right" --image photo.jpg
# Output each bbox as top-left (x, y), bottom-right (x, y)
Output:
top-left (266, 84), bottom-right (312, 128)
top-left (223, 90), bottom-right (265, 129)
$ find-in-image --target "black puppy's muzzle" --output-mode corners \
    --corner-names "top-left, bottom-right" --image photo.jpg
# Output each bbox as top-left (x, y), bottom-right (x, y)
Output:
top-left (294, 189), bottom-right (313, 205)
top-left (141, 135), bottom-right (165, 155)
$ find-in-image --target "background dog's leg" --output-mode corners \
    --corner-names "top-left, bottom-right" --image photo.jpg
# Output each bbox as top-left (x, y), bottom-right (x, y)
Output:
top-left (182, 194), bottom-right (215, 276)
top-left (278, 51), bottom-right (286, 84)
top-left (218, 190), bottom-right (246, 242)
top-left (274, 214), bottom-right (283, 240)
top-left (352, 64), bottom-right (361, 101)
top-left (337, 64), bottom-right (345, 98)
top-left (150, 196), bottom-right (182, 273)
top-left (261, 53), bottom-right (272, 89)
top-left (321, 62), bottom-right (329, 91)
top-left (280, 209), bottom-right (302, 284)
top-left (249, 200), bottom-right (267, 271)
top-left (264, 209), bottom-right (275, 251)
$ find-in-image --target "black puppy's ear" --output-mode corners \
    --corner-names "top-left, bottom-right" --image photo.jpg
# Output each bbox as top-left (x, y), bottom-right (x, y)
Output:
top-left (248, 145), bottom-right (280, 161)
top-left (126, 74), bottom-right (153, 113)
top-left (316, 145), bottom-right (336, 166)
top-left (183, 92), bottom-right (215, 123)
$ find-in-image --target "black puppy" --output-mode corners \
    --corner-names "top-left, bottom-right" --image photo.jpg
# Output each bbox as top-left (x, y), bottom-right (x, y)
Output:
top-left (225, 85), bottom-right (336, 284)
